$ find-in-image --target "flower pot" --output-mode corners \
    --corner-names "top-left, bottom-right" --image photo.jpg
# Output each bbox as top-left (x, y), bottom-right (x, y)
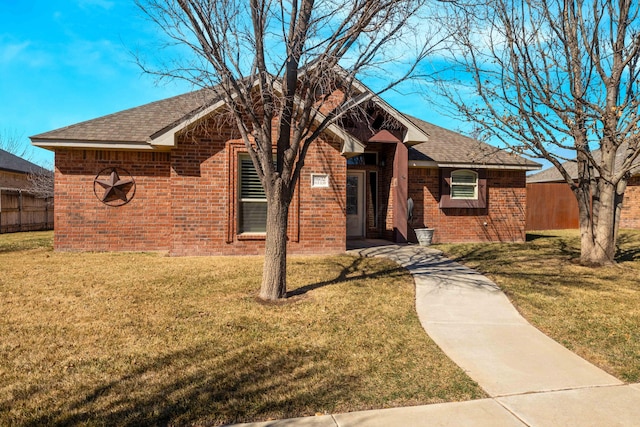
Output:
top-left (414, 228), bottom-right (435, 246)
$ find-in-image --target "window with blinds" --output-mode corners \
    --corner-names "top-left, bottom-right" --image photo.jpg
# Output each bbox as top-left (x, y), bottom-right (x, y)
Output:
top-left (239, 156), bottom-right (267, 233)
top-left (450, 170), bottom-right (478, 199)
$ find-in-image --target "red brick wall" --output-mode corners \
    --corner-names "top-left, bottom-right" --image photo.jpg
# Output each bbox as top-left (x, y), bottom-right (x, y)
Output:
top-left (168, 131), bottom-right (346, 256)
top-left (54, 150), bottom-right (172, 252)
top-left (621, 175), bottom-right (640, 229)
top-left (53, 132), bottom-right (346, 255)
top-left (408, 167), bottom-right (527, 243)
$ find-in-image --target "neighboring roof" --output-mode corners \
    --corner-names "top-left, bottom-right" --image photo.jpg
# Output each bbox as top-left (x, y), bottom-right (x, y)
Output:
top-left (0, 148), bottom-right (51, 175)
top-left (527, 144), bottom-right (640, 183)
top-left (406, 116), bottom-right (541, 170)
top-left (527, 163), bottom-right (575, 183)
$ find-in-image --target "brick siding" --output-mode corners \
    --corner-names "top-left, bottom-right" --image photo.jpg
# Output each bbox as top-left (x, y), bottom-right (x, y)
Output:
top-left (54, 150), bottom-right (172, 252)
top-left (621, 175), bottom-right (640, 229)
top-left (408, 167), bottom-right (527, 243)
top-left (53, 127), bottom-right (346, 255)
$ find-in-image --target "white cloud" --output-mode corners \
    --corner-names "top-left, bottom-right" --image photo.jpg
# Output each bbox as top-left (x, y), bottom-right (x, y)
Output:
top-left (0, 40), bottom-right (31, 64)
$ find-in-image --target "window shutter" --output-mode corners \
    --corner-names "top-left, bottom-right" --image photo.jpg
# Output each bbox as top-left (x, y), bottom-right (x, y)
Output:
top-left (440, 168), bottom-right (487, 209)
top-left (240, 159), bottom-right (266, 199)
top-left (239, 156), bottom-right (268, 233)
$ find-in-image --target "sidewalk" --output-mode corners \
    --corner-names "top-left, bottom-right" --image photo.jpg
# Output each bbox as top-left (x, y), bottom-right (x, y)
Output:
top-left (234, 243), bottom-right (640, 426)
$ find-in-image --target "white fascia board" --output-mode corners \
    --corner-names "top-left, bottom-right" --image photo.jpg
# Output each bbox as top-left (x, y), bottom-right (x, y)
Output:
top-left (436, 162), bottom-right (542, 171)
top-left (371, 96), bottom-right (429, 145)
top-left (307, 106), bottom-right (366, 157)
top-left (150, 99), bottom-right (227, 147)
top-left (31, 139), bottom-right (166, 152)
top-left (333, 71), bottom-right (430, 146)
top-left (348, 90), bottom-right (429, 145)
top-left (340, 135), bottom-right (366, 157)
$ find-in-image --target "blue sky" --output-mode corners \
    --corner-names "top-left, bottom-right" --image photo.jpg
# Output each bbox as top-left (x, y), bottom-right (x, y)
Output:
top-left (1, 0), bottom-right (479, 168)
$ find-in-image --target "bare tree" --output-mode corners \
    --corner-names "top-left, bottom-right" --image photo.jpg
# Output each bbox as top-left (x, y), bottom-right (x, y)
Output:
top-left (435, 0), bottom-right (640, 265)
top-left (0, 130), bottom-right (32, 160)
top-left (137, 0), bottom-right (446, 300)
top-left (27, 167), bottom-right (54, 199)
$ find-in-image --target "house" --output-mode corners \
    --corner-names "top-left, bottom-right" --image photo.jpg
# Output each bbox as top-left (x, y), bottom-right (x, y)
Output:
top-left (0, 149), bottom-right (54, 233)
top-left (527, 150), bottom-right (640, 231)
top-left (0, 148), bottom-right (50, 190)
top-left (30, 79), bottom-right (540, 255)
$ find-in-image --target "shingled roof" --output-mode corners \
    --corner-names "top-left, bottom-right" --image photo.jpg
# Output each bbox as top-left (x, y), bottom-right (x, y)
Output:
top-left (31, 89), bottom-right (220, 148)
top-left (527, 143), bottom-right (640, 183)
top-left (31, 83), bottom-right (540, 170)
top-left (406, 116), bottom-right (540, 170)
top-left (0, 148), bottom-right (50, 176)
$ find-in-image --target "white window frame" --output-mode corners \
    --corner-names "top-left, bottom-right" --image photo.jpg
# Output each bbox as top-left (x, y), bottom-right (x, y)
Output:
top-left (450, 170), bottom-right (478, 200)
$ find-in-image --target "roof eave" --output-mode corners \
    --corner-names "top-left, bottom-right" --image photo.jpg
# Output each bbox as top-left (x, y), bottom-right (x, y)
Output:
top-left (149, 99), bottom-right (228, 147)
top-left (365, 94), bottom-right (430, 145)
top-left (328, 70), bottom-right (430, 146)
top-left (438, 162), bottom-right (542, 171)
top-left (31, 139), bottom-right (168, 152)
top-left (409, 159), bottom-right (541, 171)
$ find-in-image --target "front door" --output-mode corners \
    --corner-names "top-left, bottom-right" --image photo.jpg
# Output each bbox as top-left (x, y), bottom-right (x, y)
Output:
top-left (346, 171), bottom-right (365, 237)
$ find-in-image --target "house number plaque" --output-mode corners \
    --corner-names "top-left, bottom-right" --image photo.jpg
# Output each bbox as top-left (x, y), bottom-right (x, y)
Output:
top-left (93, 167), bottom-right (136, 206)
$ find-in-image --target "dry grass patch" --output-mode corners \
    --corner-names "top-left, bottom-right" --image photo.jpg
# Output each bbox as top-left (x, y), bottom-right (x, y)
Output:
top-left (437, 229), bottom-right (640, 383)
top-left (0, 231), bottom-right (483, 426)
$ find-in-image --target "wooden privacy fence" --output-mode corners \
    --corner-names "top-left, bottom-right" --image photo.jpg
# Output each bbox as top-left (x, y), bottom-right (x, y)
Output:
top-left (526, 182), bottom-right (579, 231)
top-left (0, 188), bottom-right (53, 233)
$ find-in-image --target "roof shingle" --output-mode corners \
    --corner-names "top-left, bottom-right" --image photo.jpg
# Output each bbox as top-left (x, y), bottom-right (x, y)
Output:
top-left (31, 89), bottom-right (219, 143)
top-left (0, 149), bottom-right (51, 175)
top-left (30, 87), bottom-right (540, 170)
top-left (406, 116), bottom-right (540, 168)
top-left (527, 143), bottom-right (640, 183)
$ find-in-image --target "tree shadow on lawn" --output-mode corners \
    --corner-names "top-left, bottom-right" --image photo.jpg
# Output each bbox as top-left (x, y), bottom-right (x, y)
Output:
top-left (22, 343), bottom-right (353, 426)
top-left (440, 241), bottom-right (610, 297)
top-left (615, 232), bottom-right (640, 262)
top-left (286, 256), bottom-right (407, 298)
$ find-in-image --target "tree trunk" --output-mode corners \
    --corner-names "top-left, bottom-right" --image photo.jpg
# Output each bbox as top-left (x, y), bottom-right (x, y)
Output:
top-left (578, 181), bottom-right (618, 266)
top-left (259, 190), bottom-right (289, 300)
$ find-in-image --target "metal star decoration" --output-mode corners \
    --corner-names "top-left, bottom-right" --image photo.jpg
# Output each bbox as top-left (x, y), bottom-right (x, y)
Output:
top-left (93, 168), bottom-right (136, 206)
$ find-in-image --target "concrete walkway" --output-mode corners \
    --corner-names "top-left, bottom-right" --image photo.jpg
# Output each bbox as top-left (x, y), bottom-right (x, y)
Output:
top-left (234, 243), bottom-right (640, 426)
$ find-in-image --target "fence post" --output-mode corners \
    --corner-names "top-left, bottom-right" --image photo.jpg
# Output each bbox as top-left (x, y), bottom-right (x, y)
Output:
top-left (18, 189), bottom-right (23, 232)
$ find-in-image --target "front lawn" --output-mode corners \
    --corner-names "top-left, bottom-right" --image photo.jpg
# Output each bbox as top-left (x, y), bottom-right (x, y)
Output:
top-left (0, 231), bottom-right (484, 426)
top-left (437, 229), bottom-right (640, 383)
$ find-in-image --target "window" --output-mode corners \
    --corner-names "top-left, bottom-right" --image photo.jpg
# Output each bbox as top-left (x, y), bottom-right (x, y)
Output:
top-left (239, 155), bottom-right (267, 233)
top-left (368, 171), bottom-right (378, 228)
top-left (347, 152), bottom-right (378, 166)
top-left (439, 168), bottom-right (487, 208)
top-left (450, 170), bottom-right (478, 199)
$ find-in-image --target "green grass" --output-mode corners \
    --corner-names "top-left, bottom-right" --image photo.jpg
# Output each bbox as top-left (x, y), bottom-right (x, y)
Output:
top-left (0, 231), bottom-right (484, 426)
top-left (437, 229), bottom-right (640, 383)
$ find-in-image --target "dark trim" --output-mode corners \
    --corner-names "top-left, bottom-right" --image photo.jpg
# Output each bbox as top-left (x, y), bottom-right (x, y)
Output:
top-left (439, 168), bottom-right (487, 209)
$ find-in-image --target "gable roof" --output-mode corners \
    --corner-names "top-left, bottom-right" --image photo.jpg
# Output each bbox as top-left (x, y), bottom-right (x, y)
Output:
top-left (31, 85), bottom-right (370, 155)
top-left (527, 144), bottom-right (640, 183)
top-left (0, 149), bottom-right (51, 176)
top-left (406, 116), bottom-right (541, 170)
top-left (31, 89), bottom-right (222, 150)
top-left (31, 74), bottom-right (539, 170)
